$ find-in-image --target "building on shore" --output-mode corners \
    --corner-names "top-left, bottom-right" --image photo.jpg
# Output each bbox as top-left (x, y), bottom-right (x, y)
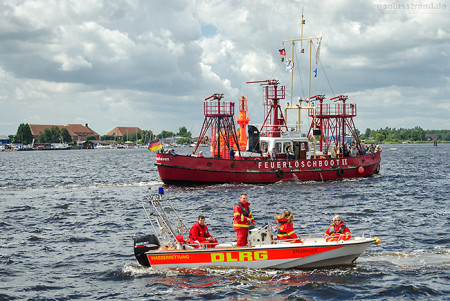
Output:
top-left (106, 127), bottom-right (142, 141)
top-left (29, 123), bottom-right (99, 142)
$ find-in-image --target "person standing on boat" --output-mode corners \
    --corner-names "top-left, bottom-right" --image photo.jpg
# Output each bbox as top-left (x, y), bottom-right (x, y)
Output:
top-left (233, 193), bottom-right (256, 247)
top-left (329, 145), bottom-right (337, 158)
top-left (269, 148), bottom-right (276, 160)
top-left (336, 143), bottom-right (342, 157)
top-left (275, 210), bottom-right (302, 243)
top-left (285, 145), bottom-right (295, 160)
top-left (187, 215), bottom-right (218, 248)
top-left (325, 215), bottom-right (351, 242)
top-left (229, 147), bottom-right (235, 160)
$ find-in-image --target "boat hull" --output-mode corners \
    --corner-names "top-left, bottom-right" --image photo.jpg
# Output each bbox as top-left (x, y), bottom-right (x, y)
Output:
top-left (156, 152), bottom-right (381, 184)
top-left (146, 237), bottom-right (374, 270)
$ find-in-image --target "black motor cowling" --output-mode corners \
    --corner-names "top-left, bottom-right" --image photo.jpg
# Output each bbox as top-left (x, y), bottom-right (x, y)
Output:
top-left (247, 125), bottom-right (261, 153)
top-left (133, 234), bottom-right (160, 267)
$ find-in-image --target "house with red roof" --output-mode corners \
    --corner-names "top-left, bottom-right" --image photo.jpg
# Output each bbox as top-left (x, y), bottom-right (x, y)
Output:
top-left (106, 127), bottom-right (142, 141)
top-left (29, 123), bottom-right (99, 142)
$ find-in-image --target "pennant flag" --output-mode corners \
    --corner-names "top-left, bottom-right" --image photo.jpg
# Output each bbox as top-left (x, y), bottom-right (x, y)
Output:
top-left (279, 48), bottom-right (286, 57)
top-left (315, 39), bottom-right (322, 65)
top-left (313, 68), bottom-right (318, 77)
top-left (285, 59), bottom-right (294, 71)
top-left (148, 139), bottom-right (162, 151)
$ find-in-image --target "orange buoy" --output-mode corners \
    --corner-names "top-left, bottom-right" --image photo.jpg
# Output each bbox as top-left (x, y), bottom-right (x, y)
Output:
top-left (358, 166), bottom-right (364, 174)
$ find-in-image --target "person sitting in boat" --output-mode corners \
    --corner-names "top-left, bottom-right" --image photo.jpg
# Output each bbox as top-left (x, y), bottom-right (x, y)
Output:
top-left (324, 215), bottom-right (351, 242)
top-left (197, 151), bottom-right (204, 157)
top-left (275, 210), bottom-right (302, 243)
top-left (233, 193), bottom-right (256, 247)
top-left (187, 215), bottom-right (218, 248)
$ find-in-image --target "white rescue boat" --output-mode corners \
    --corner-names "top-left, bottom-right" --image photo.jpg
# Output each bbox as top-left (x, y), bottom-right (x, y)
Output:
top-left (133, 188), bottom-right (380, 270)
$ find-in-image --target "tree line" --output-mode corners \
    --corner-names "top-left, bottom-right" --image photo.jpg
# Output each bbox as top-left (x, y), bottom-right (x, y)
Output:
top-left (360, 127), bottom-right (450, 143)
top-left (11, 124), bottom-right (193, 145)
top-left (11, 124), bottom-right (449, 145)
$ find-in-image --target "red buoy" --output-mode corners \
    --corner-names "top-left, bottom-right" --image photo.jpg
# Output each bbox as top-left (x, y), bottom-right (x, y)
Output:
top-left (358, 166), bottom-right (364, 174)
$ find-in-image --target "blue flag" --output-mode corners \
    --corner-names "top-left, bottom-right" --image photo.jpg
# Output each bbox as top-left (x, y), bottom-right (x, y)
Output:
top-left (313, 68), bottom-right (318, 77)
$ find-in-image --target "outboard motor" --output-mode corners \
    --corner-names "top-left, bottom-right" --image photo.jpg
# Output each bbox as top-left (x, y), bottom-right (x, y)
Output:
top-left (247, 125), bottom-right (261, 153)
top-left (133, 234), bottom-right (160, 267)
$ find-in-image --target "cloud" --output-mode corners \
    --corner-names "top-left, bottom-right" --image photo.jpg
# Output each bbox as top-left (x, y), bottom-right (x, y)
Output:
top-left (0, 0), bottom-right (449, 137)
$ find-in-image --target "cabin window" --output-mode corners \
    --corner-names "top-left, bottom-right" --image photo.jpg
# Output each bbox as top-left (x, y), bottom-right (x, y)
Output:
top-left (283, 142), bottom-right (292, 152)
top-left (301, 142), bottom-right (307, 151)
top-left (260, 141), bottom-right (269, 153)
top-left (275, 142), bottom-right (282, 153)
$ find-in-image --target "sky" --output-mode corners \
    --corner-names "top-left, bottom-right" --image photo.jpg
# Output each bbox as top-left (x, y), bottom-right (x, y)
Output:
top-left (1, 0), bottom-right (449, 137)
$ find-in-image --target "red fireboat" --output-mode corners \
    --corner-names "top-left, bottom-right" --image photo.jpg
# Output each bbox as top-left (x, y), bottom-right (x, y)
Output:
top-left (155, 17), bottom-right (381, 185)
top-left (156, 79), bottom-right (381, 184)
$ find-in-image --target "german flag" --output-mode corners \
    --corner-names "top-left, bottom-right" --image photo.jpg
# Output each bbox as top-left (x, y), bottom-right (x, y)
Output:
top-left (148, 139), bottom-right (162, 151)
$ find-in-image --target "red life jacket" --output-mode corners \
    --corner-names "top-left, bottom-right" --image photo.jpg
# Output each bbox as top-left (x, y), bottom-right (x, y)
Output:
top-left (188, 221), bottom-right (211, 243)
top-left (325, 221), bottom-right (351, 241)
top-left (276, 220), bottom-right (302, 243)
top-left (233, 201), bottom-right (254, 230)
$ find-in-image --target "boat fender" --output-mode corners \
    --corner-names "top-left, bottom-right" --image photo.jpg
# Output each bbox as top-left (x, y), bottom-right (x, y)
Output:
top-left (374, 237), bottom-right (381, 244)
top-left (133, 234), bottom-right (160, 267)
top-left (276, 169), bottom-right (284, 178)
top-left (337, 168), bottom-right (345, 176)
top-left (358, 166), bottom-right (364, 174)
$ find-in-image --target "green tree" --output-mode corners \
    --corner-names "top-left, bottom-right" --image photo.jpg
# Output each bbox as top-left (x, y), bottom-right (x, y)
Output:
top-left (142, 130), bottom-right (153, 144)
top-left (158, 130), bottom-right (176, 138)
top-left (129, 131), bottom-right (141, 142)
top-left (14, 123), bottom-right (34, 144)
top-left (375, 133), bottom-right (385, 142)
top-left (177, 126), bottom-right (191, 138)
top-left (38, 126), bottom-right (61, 143)
top-left (85, 135), bottom-right (96, 141)
top-left (61, 128), bottom-right (72, 143)
top-left (101, 135), bottom-right (116, 141)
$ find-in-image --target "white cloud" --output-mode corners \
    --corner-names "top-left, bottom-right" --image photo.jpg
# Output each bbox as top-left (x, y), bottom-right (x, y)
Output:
top-left (0, 0), bottom-right (449, 137)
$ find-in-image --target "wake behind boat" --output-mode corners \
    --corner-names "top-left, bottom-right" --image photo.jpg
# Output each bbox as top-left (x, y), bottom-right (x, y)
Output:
top-left (155, 16), bottom-right (382, 185)
top-left (133, 188), bottom-right (380, 270)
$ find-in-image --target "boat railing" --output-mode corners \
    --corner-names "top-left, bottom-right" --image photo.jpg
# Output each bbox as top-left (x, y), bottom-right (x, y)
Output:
top-left (299, 231), bottom-right (371, 240)
top-left (204, 100), bottom-right (235, 117)
top-left (308, 103), bottom-right (357, 118)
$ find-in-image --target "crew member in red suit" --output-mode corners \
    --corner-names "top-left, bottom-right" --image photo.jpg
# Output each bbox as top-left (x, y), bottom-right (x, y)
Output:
top-left (325, 215), bottom-right (351, 242)
top-left (275, 210), bottom-right (302, 243)
top-left (233, 193), bottom-right (256, 247)
top-left (187, 215), bottom-right (218, 248)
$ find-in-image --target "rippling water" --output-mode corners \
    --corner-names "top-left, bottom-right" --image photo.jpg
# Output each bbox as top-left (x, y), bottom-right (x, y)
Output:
top-left (1, 144), bottom-right (449, 300)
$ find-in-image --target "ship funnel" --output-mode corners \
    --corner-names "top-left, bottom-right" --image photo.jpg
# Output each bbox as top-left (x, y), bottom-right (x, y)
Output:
top-left (246, 125), bottom-right (261, 153)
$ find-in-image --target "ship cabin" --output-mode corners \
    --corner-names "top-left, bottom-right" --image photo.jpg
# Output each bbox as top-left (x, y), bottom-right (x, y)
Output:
top-left (260, 131), bottom-right (314, 161)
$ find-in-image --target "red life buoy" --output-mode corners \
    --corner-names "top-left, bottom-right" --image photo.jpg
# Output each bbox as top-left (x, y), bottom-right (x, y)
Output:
top-left (358, 166), bottom-right (364, 174)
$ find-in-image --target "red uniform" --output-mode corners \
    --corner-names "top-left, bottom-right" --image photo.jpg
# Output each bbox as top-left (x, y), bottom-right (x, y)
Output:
top-left (187, 221), bottom-right (217, 248)
top-left (233, 201), bottom-right (255, 247)
top-left (276, 219), bottom-right (302, 243)
top-left (325, 221), bottom-right (351, 242)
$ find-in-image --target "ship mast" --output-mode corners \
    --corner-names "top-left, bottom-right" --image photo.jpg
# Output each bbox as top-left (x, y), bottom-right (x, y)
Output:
top-left (283, 14), bottom-right (322, 157)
